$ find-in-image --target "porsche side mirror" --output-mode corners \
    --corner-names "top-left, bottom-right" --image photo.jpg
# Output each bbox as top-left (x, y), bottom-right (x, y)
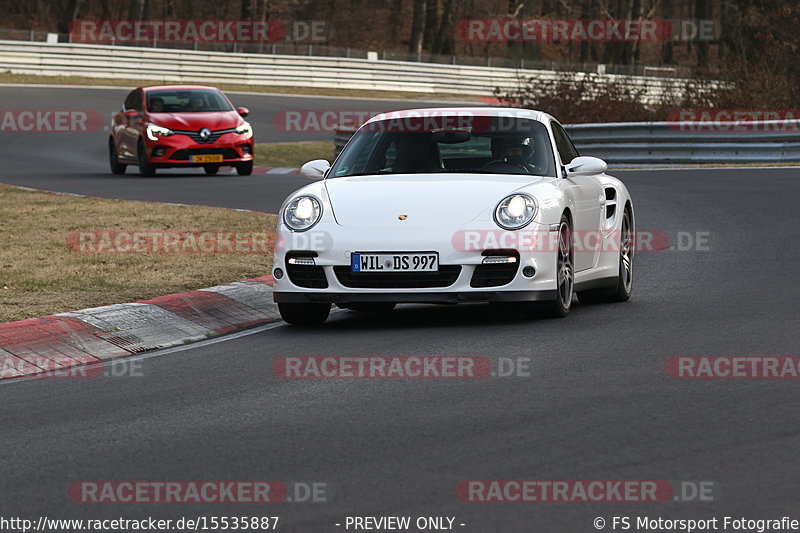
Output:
top-left (565, 156), bottom-right (607, 176)
top-left (123, 109), bottom-right (139, 118)
top-left (237, 107), bottom-right (250, 117)
top-left (301, 159), bottom-right (331, 180)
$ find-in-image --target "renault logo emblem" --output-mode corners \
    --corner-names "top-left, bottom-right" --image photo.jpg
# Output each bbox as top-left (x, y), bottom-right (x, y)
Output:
top-left (199, 128), bottom-right (211, 141)
top-left (398, 214), bottom-right (408, 220)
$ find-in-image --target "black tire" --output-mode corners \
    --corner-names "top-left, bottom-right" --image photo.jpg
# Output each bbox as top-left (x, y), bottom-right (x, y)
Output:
top-left (343, 303), bottom-right (396, 313)
top-left (204, 165), bottom-right (220, 175)
top-left (278, 302), bottom-right (331, 326)
top-left (109, 140), bottom-right (126, 175)
top-left (236, 161), bottom-right (253, 176)
top-left (578, 208), bottom-right (634, 304)
top-left (529, 214), bottom-right (573, 318)
top-left (137, 141), bottom-right (156, 177)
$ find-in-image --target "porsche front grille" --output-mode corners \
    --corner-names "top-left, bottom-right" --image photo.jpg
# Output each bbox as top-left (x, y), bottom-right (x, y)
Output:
top-left (333, 265), bottom-right (462, 289)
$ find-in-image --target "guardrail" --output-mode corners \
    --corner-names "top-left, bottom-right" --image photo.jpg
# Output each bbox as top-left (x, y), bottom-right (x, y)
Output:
top-left (0, 27), bottom-right (695, 77)
top-left (333, 120), bottom-right (800, 165)
top-left (0, 40), bottom-right (690, 100)
top-left (568, 121), bottom-right (800, 164)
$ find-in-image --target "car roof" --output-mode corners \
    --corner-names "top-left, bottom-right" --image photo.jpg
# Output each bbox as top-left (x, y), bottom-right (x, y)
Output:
top-left (140, 85), bottom-right (223, 92)
top-left (364, 107), bottom-right (552, 125)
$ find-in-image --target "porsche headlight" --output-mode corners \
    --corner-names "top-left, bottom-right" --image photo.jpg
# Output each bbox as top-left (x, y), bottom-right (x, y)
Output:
top-left (494, 194), bottom-right (537, 230)
top-left (235, 121), bottom-right (253, 139)
top-left (284, 196), bottom-right (322, 231)
top-left (146, 123), bottom-right (173, 141)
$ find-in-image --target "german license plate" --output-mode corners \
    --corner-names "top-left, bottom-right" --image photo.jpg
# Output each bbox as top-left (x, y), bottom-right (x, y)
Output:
top-left (191, 154), bottom-right (223, 163)
top-left (351, 252), bottom-right (438, 272)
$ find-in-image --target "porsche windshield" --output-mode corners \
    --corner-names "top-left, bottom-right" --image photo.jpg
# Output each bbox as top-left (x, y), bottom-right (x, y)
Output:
top-left (329, 116), bottom-right (556, 178)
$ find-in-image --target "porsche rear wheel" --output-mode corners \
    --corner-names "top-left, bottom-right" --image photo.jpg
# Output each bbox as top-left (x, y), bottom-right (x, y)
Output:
top-left (278, 302), bottom-right (331, 326)
top-left (579, 208), bottom-right (633, 304)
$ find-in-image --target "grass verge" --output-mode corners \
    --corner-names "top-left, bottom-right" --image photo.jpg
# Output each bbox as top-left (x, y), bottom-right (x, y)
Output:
top-left (0, 184), bottom-right (276, 323)
top-left (255, 141), bottom-right (335, 168)
top-left (0, 72), bottom-right (474, 101)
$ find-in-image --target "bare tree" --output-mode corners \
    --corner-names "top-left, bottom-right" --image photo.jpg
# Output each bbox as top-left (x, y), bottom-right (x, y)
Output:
top-left (409, 0), bottom-right (425, 54)
top-left (57, 0), bottom-right (85, 33)
top-left (129, 0), bottom-right (145, 19)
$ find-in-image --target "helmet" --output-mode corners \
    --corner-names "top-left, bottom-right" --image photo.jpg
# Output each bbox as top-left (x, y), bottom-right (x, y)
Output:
top-left (491, 137), bottom-right (534, 165)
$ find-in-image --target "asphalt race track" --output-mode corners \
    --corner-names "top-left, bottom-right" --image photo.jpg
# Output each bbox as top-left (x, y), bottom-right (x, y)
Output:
top-left (2, 86), bottom-right (800, 531)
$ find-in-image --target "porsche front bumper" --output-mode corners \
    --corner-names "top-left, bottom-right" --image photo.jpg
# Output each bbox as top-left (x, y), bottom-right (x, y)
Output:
top-left (272, 221), bottom-right (563, 305)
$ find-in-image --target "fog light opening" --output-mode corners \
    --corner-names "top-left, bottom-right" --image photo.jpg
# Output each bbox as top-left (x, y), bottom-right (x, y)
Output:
top-left (481, 256), bottom-right (517, 265)
top-left (522, 266), bottom-right (536, 278)
top-left (273, 268), bottom-right (284, 279)
top-left (287, 257), bottom-right (316, 266)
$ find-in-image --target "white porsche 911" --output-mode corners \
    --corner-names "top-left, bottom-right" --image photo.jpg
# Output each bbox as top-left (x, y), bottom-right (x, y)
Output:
top-left (272, 107), bottom-right (634, 325)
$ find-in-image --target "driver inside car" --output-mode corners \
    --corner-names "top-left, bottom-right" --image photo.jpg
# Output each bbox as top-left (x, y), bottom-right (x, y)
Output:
top-left (483, 136), bottom-right (539, 174)
top-left (188, 95), bottom-right (206, 111)
top-left (149, 97), bottom-right (165, 113)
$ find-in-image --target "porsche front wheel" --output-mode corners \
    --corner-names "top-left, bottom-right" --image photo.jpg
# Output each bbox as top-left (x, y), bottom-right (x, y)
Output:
top-left (529, 214), bottom-right (573, 318)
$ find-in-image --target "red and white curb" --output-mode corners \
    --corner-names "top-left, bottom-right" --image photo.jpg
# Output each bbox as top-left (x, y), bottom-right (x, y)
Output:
top-left (0, 275), bottom-right (278, 379)
top-left (225, 166), bottom-right (301, 175)
top-left (255, 166), bottom-right (301, 175)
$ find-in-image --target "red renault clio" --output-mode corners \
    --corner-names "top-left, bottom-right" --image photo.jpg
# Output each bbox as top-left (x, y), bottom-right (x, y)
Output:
top-left (109, 85), bottom-right (254, 176)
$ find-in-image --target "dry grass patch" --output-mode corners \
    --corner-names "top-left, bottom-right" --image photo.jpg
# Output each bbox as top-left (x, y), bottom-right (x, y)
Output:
top-left (255, 141), bottom-right (335, 168)
top-left (0, 185), bottom-right (276, 322)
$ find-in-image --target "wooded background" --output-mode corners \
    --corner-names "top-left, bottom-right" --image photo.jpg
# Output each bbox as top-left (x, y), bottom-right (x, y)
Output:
top-left (2, 1), bottom-right (797, 111)
top-left (0, 1), bottom-right (793, 67)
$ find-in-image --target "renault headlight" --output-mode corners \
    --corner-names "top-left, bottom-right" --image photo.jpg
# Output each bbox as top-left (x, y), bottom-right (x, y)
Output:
top-left (494, 194), bottom-right (537, 230)
top-left (146, 123), bottom-right (173, 141)
top-left (284, 196), bottom-right (322, 231)
top-left (235, 121), bottom-right (253, 139)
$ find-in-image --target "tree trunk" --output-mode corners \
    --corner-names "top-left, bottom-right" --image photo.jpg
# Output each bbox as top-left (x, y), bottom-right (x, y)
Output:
top-left (432, 0), bottom-right (454, 54)
top-left (409, 0), bottom-right (425, 54)
top-left (129, 0), bottom-right (145, 19)
top-left (423, 0), bottom-right (438, 51)
top-left (57, 0), bottom-right (84, 33)
top-left (695, 0), bottom-right (711, 67)
top-left (241, 0), bottom-right (253, 19)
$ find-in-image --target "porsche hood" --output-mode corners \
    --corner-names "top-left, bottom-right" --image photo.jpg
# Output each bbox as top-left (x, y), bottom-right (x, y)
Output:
top-left (324, 173), bottom-right (545, 227)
